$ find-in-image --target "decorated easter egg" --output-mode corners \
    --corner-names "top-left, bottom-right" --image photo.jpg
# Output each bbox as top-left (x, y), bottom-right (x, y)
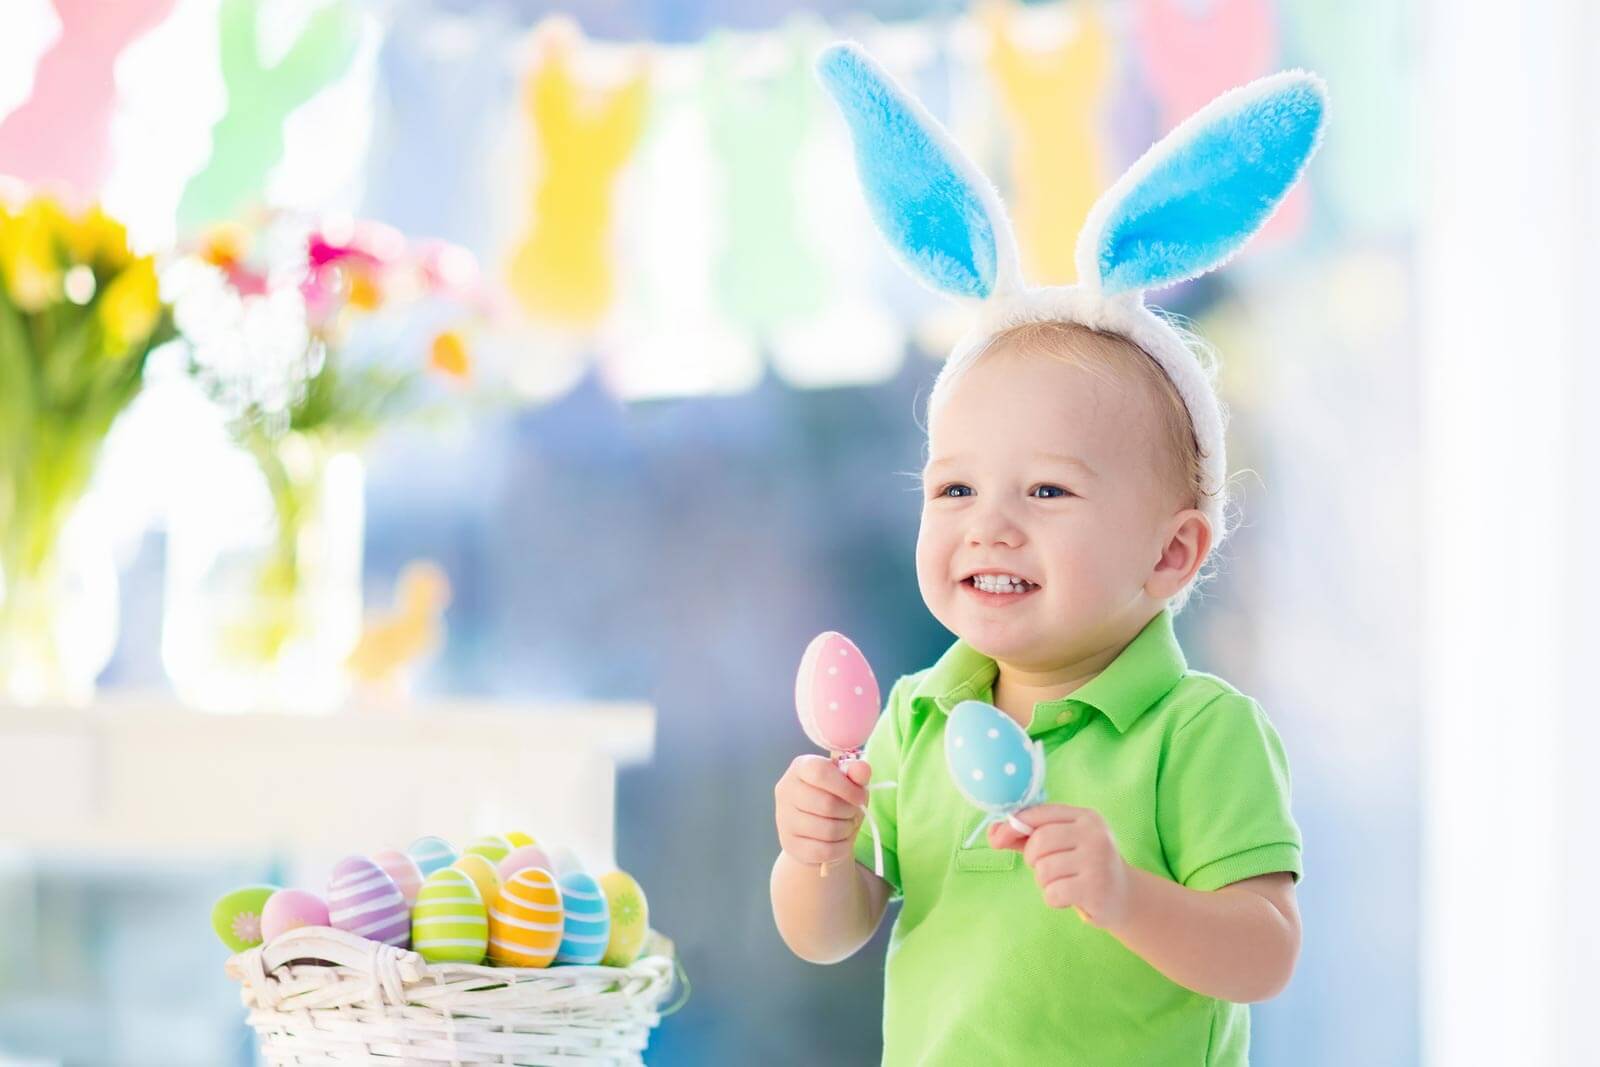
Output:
top-left (598, 870), bottom-right (650, 967)
top-left (488, 868), bottom-right (564, 967)
top-left (795, 631), bottom-right (881, 753)
top-left (546, 845), bottom-right (585, 879)
top-left (408, 835), bottom-right (458, 877)
top-left (463, 834), bottom-right (512, 865)
top-left (498, 844), bottom-right (552, 881)
top-left (411, 867), bottom-right (488, 964)
top-left (453, 853), bottom-right (501, 905)
top-left (371, 849), bottom-right (424, 905)
top-left (555, 871), bottom-right (611, 965)
top-left (504, 830), bottom-right (538, 848)
top-left (211, 884), bottom-right (279, 952)
top-left (327, 855), bottom-right (410, 948)
top-left (260, 889), bottom-right (330, 943)
top-left (945, 700), bottom-right (1040, 811)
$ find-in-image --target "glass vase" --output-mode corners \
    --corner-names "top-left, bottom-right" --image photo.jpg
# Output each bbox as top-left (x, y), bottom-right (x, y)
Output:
top-left (162, 432), bottom-right (364, 713)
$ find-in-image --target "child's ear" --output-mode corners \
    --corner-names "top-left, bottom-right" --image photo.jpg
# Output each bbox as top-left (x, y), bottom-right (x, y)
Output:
top-left (1077, 70), bottom-right (1327, 295)
top-left (816, 42), bottom-right (1022, 301)
top-left (1146, 510), bottom-right (1213, 600)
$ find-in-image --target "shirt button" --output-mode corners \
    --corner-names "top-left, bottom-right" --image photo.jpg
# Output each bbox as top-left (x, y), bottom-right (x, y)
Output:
top-left (1056, 710), bottom-right (1073, 725)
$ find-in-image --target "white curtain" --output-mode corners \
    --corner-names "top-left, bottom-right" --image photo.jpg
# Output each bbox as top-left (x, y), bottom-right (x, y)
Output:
top-left (1421, 1), bottom-right (1600, 1064)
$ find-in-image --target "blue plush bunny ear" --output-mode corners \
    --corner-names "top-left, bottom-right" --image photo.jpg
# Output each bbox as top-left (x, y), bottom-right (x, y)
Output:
top-left (1077, 71), bottom-right (1328, 295)
top-left (817, 42), bottom-right (1020, 301)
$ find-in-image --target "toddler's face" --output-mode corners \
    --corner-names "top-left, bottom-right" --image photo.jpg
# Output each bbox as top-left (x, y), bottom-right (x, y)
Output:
top-left (917, 342), bottom-right (1196, 670)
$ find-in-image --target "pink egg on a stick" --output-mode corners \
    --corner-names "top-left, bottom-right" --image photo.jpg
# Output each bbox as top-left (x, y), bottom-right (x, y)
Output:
top-left (795, 631), bottom-right (881, 756)
top-left (371, 848), bottom-right (425, 906)
top-left (499, 844), bottom-right (553, 881)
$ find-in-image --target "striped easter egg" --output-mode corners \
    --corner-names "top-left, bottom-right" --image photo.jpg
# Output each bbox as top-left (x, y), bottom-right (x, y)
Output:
top-left (411, 867), bottom-right (488, 964)
top-left (504, 830), bottom-right (538, 848)
top-left (453, 853), bottom-right (501, 905)
top-left (327, 855), bottom-right (410, 948)
top-left (488, 868), bottom-right (564, 968)
top-left (555, 871), bottom-right (611, 965)
top-left (498, 844), bottom-right (551, 881)
top-left (463, 834), bottom-right (512, 865)
top-left (371, 849), bottom-right (424, 905)
top-left (407, 836), bottom-right (458, 877)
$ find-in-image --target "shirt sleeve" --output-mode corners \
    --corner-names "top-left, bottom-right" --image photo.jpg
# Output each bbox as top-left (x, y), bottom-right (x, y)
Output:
top-left (852, 675), bottom-right (908, 898)
top-left (1157, 692), bottom-right (1303, 892)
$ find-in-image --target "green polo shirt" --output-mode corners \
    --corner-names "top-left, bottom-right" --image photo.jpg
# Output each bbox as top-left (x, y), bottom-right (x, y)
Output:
top-left (852, 609), bottom-right (1301, 1066)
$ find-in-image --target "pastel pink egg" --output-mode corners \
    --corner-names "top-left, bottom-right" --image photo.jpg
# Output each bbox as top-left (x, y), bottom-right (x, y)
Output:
top-left (260, 888), bottom-right (330, 943)
top-left (371, 848), bottom-right (425, 905)
top-left (795, 631), bottom-right (881, 753)
top-left (498, 844), bottom-right (553, 880)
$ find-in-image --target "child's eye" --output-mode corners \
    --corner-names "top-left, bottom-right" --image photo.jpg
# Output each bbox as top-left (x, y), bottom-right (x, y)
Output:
top-left (935, 483), bottom-right (974, 498)
top-left (1031, 484), bottom-right (1073, 499)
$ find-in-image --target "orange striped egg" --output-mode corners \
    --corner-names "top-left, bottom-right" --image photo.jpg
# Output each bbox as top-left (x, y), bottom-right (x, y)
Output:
top-left (488, 867), bottom-right (564, 967)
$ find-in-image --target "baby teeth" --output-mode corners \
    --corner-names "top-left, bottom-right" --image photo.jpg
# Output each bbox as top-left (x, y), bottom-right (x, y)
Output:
top-left (972, 574), bottom-right (1032, 593)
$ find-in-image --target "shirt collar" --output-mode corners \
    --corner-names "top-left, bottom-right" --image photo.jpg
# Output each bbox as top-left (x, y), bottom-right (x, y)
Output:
top-left (910, 609), bottom-right (1188, 735)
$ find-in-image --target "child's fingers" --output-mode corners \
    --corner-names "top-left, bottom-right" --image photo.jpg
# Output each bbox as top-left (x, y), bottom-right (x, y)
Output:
top-left (788, 780), bottom-right (861, 821)
top-left (1015, 804), bottom-right (1093, 827)
top-left (785, 810), bottom-right (860, 844)
top-left (841, 759), bottom-right (873, 788)
top-left (793, 755), bottom-right (868, 807)
top-left (987, 821), bottom-right (1029, 852)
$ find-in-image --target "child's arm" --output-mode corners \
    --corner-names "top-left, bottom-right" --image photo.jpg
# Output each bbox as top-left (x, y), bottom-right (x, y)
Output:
top-left (770, 757), bottom-right (894, 963)
top-left (991, 806), bottom-right (1300, 1003)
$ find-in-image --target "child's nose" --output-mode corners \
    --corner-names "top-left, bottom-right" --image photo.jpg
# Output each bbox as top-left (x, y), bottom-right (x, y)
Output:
top-left (967, 504), bottom-right (1025, 548)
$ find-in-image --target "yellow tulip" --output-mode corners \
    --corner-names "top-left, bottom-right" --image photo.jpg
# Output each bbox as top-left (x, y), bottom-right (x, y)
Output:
top-left (65, 205), bottom-right (132, 271)
top-left (97, 257), bottom-right (161, 356)
top-left (0, 198), bottom-right (66, 311)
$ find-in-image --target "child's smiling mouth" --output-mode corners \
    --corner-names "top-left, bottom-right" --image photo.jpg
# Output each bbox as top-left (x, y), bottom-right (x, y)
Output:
top-left (961, 571), bottom-right (1041, 602)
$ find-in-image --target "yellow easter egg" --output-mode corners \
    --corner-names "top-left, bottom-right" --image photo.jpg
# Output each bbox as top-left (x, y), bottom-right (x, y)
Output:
top-left (452, 853), bottom-right (501, 905)
top-left (488, 868), bottom-right (564, 968)
top-left (504, 830), bottom-right (538, 849)
top-left (598, 870), bottom-right (649, 967)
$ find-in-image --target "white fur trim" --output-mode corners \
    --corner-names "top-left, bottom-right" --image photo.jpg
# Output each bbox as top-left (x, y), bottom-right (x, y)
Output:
top-left (936, 286), bottom-right (1228, 547)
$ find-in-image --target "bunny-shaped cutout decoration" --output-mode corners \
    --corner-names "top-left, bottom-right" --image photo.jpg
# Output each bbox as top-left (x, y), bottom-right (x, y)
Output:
top-left (815, 43), bottom-right (1326, 557)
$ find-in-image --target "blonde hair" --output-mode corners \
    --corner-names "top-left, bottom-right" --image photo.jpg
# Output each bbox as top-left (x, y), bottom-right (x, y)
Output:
top-left (925, 320), bottom-right (1225, 613)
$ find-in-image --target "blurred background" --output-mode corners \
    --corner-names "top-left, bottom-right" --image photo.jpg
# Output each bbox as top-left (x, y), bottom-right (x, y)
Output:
top-left (0, 0), bottom-right (1591, 1064)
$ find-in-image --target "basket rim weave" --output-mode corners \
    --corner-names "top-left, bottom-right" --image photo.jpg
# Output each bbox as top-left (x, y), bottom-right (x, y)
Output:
top-left (226, 926), bottom-right (679, 1065)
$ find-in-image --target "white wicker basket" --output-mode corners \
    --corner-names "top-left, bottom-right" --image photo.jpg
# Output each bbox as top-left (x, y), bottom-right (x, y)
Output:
top-left (225, 926), bottom-right (682, 1065)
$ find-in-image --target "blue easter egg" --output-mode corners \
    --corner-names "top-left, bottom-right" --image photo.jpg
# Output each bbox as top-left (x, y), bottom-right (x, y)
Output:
top-left (945, 700), bottom-right (1036, 809)
top-left (555, 871), bottom-right (611, 966)
top-left (408, 836), bottom-right (459, 877)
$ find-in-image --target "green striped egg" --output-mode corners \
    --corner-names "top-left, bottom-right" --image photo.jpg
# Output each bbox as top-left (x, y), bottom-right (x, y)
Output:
top-left (463, 834), bottom-right (512, 865)
top-left (410, 867), bottom-right (488, 964)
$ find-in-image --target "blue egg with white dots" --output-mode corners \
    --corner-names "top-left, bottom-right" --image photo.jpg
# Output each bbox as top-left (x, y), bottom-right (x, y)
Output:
top-left (945, 700), bottom-right (1036, 809)
top-left (555, 871), bottom-right (612, 965)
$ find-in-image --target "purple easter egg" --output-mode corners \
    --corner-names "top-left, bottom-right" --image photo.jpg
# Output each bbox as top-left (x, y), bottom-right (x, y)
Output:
top-left (327, 855), bottom-right (410, 948)
top-left (260, 888), bottom-right (331, 943)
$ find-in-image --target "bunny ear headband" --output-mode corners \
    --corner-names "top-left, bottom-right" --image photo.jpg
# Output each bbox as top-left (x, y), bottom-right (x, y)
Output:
top-left (815, 42), bottom-right (1327, 547)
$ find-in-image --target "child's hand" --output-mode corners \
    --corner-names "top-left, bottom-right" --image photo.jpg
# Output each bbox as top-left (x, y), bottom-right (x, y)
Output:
top-left (774, 756), bottom-right (871, 869)
top-left (989, 805), bottom-right (1131, 928)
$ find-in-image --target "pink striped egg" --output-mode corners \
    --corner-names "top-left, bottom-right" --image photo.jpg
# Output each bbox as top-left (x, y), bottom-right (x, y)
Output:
top-left (327, 855), bottom-right (410, 948)
top-left (795, 631), bottom-right (881, 753)
top-left (371, 849), bottom-right (425, 906)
